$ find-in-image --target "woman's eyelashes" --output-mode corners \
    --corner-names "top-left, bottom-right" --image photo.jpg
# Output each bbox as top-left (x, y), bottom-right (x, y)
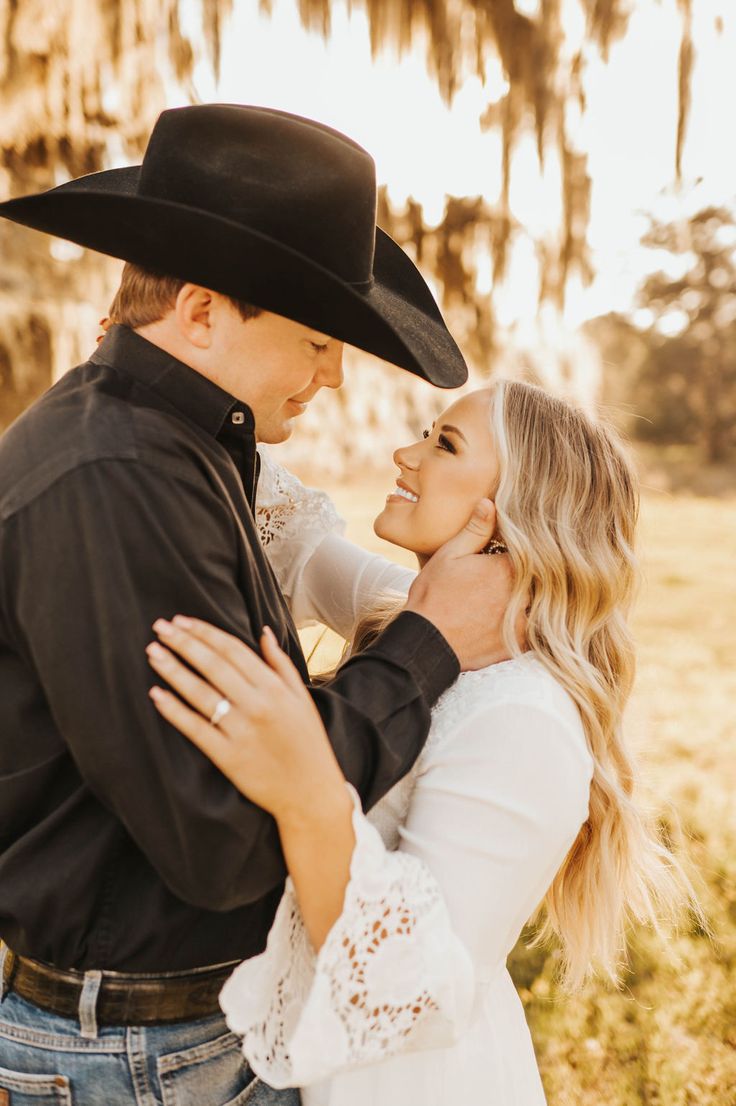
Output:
top-left (421, 428), bottom-right (456, 454)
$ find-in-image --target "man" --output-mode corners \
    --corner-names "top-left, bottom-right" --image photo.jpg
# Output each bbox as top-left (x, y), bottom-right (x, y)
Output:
top-left (0, 105), bottom-right (511, 1104)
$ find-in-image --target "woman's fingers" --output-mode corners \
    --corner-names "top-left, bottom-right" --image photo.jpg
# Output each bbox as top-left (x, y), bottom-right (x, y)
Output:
top-left (261, 626), bottom-right (305, 692)
top-left (146, 641), bottom-right (234, 728)
top-left (152, 618), bottom-right (265, 704)
top-left (149, 686), bottom-right (232, 773)
top-left (171, 615), bottom-right (265, 674)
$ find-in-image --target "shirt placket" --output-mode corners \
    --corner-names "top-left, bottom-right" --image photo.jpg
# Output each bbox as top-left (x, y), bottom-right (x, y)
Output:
top-left (219, 406), bottom-right (260, 509)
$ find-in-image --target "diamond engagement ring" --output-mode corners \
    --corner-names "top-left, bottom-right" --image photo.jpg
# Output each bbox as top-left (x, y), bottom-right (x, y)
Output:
top-left (209, 698), bottom-right (231, 727)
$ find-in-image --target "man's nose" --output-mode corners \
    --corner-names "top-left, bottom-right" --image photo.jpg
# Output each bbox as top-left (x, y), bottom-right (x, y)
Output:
top-left (317, 342), bottom-right (344, 390)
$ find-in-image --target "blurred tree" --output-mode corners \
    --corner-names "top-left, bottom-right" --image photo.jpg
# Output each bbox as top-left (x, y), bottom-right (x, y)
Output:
top-left (0, 0), bottom-right (698, 425)
top-left (583, 310), bottom-right (649, 433)
top-left (588, 206), bottom-right (736, 463)
top-left (637, 206), bottom-right (736, 462)
top-left (0, 0), bottom-right (232, 427)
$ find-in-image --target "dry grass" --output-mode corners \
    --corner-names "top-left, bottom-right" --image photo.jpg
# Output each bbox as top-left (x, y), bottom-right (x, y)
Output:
top-left (299, 477), bottom-right (736, 1106)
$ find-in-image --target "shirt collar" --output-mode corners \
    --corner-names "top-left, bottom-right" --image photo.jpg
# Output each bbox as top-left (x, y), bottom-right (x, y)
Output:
top-left (91, 324), bottom-right (255, 438)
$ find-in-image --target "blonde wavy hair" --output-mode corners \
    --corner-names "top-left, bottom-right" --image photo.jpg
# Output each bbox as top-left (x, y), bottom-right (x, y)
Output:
top-left (345, 379), bottom-right (696, 990)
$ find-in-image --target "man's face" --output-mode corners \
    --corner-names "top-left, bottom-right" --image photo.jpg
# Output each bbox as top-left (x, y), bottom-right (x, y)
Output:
top-left (211, 303), bottom-right (344, 443)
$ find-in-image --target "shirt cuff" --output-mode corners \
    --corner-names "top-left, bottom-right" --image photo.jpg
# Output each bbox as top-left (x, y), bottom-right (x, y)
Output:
top-left (367, 610), bottom-right (460, 708)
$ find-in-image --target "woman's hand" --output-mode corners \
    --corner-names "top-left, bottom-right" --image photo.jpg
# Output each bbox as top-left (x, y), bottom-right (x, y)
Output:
top-left (146, 616), bottom-right (348, 826)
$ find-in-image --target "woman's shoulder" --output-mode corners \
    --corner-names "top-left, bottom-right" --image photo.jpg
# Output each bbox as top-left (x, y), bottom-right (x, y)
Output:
top-left (423, 653), bottom-right (590, 767)
top-left (255, 444), bottom-right (345, 555)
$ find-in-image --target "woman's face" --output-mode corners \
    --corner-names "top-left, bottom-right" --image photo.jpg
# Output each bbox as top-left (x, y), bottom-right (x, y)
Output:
top-left (374, 388), bottom-right (500, 564)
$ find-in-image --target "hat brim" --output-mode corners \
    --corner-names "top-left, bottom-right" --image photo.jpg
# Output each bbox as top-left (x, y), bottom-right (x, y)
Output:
top-left (0, 167), bottom-right (467, 388)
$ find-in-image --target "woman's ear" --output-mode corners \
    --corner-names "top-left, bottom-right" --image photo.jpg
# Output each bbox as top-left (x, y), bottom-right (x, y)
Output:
top-left (476, 497), bottom-right (497, 537)
top-left (174, 284), bottom-right (214, 349)
top-left (480, 500), bottom-right (510, 555)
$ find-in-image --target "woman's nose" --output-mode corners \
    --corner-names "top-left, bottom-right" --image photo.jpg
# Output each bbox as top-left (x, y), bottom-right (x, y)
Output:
top-left (394, 442), bottom-right (420, 469)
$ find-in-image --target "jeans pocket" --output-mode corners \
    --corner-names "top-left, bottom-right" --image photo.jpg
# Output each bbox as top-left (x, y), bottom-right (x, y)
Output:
top-left (242, 1081), bottom-right (300, 1106)
top-left (0, 1065), bottom-right (73, 1103)
top-left (157, 1030), bottom-right (260, 1106)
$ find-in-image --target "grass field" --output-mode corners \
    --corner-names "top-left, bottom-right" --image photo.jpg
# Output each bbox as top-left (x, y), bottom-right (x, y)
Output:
top-left (299, 477), bottom-right (736, 1106)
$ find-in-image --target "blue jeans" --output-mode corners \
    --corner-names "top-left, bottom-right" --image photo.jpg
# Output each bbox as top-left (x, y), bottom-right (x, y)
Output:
top-left (0, 984), bottom-right (299, 1106)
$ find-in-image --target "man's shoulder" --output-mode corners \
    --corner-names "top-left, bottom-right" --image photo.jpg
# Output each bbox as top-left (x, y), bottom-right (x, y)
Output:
top-left (0, 357), bottom-right (214, 522)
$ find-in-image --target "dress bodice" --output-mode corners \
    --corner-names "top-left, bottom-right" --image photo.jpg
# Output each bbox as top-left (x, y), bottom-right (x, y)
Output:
top-left (368, 653), bottom-right (584, 850)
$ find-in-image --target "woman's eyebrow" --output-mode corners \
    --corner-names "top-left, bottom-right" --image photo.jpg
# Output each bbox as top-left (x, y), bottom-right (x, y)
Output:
top-left (440, 423), bottom-right (468, 444)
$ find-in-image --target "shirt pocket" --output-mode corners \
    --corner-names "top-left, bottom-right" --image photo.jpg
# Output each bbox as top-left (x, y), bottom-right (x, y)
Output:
top-left (0, 1065), bottom-right (73, 1103)
top-left (157, 1030), bottom-right (260, 1106)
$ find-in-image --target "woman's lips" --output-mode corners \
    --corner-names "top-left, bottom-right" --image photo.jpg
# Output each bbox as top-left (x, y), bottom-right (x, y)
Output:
top-left (386, 486), bottom-right (420, 504)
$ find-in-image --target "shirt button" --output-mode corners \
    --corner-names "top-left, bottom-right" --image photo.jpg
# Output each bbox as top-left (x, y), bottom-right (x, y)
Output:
top-left (231, 411), bottom-right (245, 425)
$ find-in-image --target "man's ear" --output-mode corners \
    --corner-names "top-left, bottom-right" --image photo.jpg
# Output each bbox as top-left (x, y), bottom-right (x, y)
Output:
top-left (174, 284), bottom-right (214, 349)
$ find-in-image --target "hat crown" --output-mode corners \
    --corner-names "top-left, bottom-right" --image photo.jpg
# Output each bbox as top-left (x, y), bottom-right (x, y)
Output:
top-left (138, 105), bottom-right (377, 286)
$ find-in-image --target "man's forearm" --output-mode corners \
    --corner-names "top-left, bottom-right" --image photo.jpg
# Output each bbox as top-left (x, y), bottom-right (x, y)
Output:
top-left (316, 611), bottom-right (458, 810)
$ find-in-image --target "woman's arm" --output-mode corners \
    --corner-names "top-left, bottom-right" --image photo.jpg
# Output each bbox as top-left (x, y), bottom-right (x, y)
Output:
top-left (289, 531), bottom-right (415, 639)
top-left (256, 446), bottom-right (415, 637)
top-left (276, 787), bottom-right (355, 950)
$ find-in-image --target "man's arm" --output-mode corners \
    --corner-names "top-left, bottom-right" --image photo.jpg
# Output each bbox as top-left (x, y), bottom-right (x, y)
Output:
top-left (6, 458), bottom-right (457, 910)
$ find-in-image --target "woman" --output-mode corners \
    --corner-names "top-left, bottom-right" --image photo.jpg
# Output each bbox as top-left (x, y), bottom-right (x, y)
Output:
top-left (146, 381), bottom-right (682, 1105)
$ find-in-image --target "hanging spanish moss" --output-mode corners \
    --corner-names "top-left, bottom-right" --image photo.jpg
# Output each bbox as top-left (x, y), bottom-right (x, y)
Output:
top-left (264, 0), bottom-right (694, 339)
top-left (0, 0), bottom-right (232, 427)
top-left (0, 0), bottom-right (697, 427)
top-left (675, 0), bottom-right (693, 181)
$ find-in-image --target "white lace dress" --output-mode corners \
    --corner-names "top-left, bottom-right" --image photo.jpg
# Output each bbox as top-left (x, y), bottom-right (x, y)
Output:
top-left (229, 449), bottom-right (594, 1106)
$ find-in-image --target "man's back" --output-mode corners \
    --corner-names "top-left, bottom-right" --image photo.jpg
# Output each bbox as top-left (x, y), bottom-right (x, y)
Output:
top-left (0, 326), bottom-right (293, 969)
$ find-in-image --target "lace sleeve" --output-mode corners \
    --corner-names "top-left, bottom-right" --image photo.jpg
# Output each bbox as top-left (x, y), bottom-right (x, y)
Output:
top-left (255, 446), bottom-right (345, 623)
top-left (219, 786), bottom-right (475, 1089)
top-left (256, 446), bottom-right (414, 637)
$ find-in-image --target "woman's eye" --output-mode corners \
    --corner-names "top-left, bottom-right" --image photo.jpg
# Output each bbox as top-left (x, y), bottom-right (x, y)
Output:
top-left (422, 428), bottom-right (430, 439)
top-left (437, 433), bottom-right (456, 454)
top-left (310, 342), bottom-right (327, 353)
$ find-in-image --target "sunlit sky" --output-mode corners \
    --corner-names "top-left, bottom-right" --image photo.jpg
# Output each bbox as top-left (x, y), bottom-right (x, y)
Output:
top-left (174, 0), bottom-right (735, 330)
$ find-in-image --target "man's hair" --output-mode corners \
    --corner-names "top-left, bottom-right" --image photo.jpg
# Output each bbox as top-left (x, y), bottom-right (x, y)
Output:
top-left (108, 262), bottom-right (262, 328)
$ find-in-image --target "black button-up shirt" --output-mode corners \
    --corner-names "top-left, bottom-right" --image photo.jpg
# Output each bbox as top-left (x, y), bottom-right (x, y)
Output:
top-left (0, 325), bottom-right (458, 971)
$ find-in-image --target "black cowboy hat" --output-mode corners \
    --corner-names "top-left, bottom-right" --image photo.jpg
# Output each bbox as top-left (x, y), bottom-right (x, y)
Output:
top-left (0, 104), bottom-right (467, 388)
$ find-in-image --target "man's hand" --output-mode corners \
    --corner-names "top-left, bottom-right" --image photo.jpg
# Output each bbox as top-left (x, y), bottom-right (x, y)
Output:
top-left (406, 499), bottom-right (521, 671)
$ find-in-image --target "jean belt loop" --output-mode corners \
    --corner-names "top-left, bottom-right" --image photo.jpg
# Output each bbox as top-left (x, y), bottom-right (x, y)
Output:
top-left (0, 943), bottom-right (9, 1002)
top-left (79, 969), bottom-right (103, 1039)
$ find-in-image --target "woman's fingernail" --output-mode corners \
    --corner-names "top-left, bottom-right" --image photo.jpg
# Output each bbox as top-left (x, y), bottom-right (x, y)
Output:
top-left (153, 618), bottom-right (174, 636)
top-left (149, 686), bottom-right (165, 701)
top-left (263, 625), bottom-right (274, 639)
top-left (173, 615), bottom-right (193, 629)
top-left (147, 642), bottom-right (168, 660)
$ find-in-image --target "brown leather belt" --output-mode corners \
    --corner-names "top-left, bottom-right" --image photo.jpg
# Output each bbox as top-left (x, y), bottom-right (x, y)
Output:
top-left (1, 947), bottom-right (239, 1026)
